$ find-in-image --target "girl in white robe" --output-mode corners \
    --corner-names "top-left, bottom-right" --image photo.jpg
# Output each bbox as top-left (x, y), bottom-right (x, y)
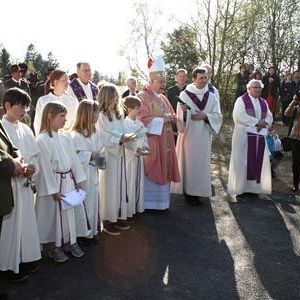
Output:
top-left (0, 89), bottom-right (41, 275)
top-left (123, 96), bottom-right (149, 217)
top-left (71, 100), bottom-right (104, 242)
top-left (35, 102), bottom-right (88, 263)
top-left (33, 69), bottom-right (78, 135)
top-left (97, 84), bottom-right (136, 235)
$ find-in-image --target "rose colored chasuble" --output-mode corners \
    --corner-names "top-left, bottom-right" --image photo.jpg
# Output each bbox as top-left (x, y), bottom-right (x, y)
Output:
top-left (138, 89), bottom-right (180, 184)
top-left (242, 93), bottom-right (267, 183)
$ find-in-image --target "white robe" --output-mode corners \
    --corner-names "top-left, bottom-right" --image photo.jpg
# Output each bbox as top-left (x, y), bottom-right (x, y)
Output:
top-left (228, 94), bottom-right (273, 195)
top-left (124, 117), bottom-right (148, 217)
top-left (171, 84), bottom-right (223, 197)
top-left (67, 79), bottom-right (94, 100)
top-left (33, 92), bottom-right (79, 135)
top-left (35, 132), bottom-right (89, 247)
top-left (71, 131), bottom-right (103, 238)
top-left (0, 118), bottom-right (41, 273)
top-left (97, 112), bottom-right (127, 222)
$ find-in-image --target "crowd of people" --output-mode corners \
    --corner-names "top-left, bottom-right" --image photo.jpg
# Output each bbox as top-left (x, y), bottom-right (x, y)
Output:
top-left (0, 57), bottom-right (299, 284)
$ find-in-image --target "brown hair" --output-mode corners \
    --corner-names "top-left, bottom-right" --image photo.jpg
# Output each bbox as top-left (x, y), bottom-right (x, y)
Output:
top-left (123, 96), bottom-right (141, 111)
top-left (73, 99), bottom-right (100, 137)
top-left (39, 102), bottom-right (67, 136)
top-left (45, 69), bottom-right (66, 94)
top-left (98, 84), bottom-right (122, 121)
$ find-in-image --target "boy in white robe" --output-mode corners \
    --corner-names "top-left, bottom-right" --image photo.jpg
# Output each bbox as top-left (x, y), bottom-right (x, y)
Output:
top-left (123, 96), bottom-right (149, 217)
top-left (0, 88), bottom-right (41, 279)
top-left (35, 102), bottom-right (89, 263)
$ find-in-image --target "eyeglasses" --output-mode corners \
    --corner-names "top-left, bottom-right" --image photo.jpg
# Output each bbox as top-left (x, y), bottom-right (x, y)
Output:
top-left (250, 86), bottom-right (262, 89)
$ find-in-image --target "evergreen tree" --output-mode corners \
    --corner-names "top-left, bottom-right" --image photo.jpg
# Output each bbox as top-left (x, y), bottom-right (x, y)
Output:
top-left (92, 70), bottom-right (100, 84)
top-left (0, 48), bottom-right (11, 79)
top-left (161, 25), bottom-right (201, 87)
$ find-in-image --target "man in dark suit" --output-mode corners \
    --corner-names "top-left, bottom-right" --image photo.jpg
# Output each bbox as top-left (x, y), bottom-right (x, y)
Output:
top-left (3, 65), bottom-right (31, 96)
top-left (166, 68), bottom-right (187, 112)
top-left (122, 76), bottom-right (139, 98)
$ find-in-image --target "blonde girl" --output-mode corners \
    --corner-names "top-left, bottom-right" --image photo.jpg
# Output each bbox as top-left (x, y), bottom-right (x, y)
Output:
top-left (71, 100), bottom-right (103, 244)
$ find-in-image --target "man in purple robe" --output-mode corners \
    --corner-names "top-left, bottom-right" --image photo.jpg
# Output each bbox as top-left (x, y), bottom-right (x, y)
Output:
top-left (68, 62), bottom-right (99, 101)
top-left (228, 79), bottom-right (273, 197)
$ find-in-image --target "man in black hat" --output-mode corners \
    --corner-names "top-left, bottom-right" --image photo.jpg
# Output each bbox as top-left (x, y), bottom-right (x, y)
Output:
top-left (3, 65), bottom-right (30, 95)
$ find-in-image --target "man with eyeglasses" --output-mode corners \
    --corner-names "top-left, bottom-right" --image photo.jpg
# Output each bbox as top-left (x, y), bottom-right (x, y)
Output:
top-left (171, 67), bottom-right (223, 205)
top-left (228, 79), bottom-right (273, 198)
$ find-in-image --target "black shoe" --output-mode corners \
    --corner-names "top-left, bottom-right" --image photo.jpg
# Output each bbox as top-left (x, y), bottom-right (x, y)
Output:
top-left (292, 187), bottom-right (299, 193)
top-left (184, 194), bottom-right (203, 206)
top-left (0, 293), bottom-right (9, 300)
top-left (78, 237), bottom-right (95, 247)
top-left (0, 270), bottom-right (28, 282)
top-left (19, 261), bottom-right (40, 274)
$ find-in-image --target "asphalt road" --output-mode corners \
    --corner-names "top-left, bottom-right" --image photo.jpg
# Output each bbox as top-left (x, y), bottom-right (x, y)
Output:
top-left (1, 190), bottom-right (300, 300)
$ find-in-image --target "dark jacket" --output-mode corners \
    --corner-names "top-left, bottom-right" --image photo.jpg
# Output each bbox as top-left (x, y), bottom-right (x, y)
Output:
top-left (3, 78), bottom-right (31, 96)
top-left (261, 74), bottom-right (280, 98)
top-left (121, 89), bottom-right (139, 98)
top-left (0, 122), bottom-right (17, 216)
top-left (166, 85), bottom-right (186, 112)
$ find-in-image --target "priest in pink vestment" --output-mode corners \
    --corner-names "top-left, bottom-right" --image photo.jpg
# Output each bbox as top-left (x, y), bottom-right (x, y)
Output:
top-left (137, 56), bottom-right (180, 210)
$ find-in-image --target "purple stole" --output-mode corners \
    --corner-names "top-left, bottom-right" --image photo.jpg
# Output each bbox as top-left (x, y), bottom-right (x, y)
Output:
top-left (70, 78), bottom-right (98, 101)
top-left (185, 90), bottom-right (209, 111)
top-left (242, 93), bottom-right (267, 183)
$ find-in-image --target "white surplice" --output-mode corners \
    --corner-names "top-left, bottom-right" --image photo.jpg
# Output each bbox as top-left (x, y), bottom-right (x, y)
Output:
top-left (33, 92), bottom-right (79, 135)
top-left (124, 117), bottom-right (148, 217)
top-left (71, 131), bottom-right (104, 238)
top-left (0, 118), bottom-right (41, 273)
top-left (171, 84), bottom-right (223, 197)
top-left (35, 132), bottom-right (89, 247)
top-left (97, 112), bottom-right (127, 222)
top-left (228, 94), bottom-right (273, 195)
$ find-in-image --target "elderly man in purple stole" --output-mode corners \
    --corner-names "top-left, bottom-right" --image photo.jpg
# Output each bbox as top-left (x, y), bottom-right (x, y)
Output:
top-left (68, 62), bottom-right (99, 101)
top-left (171, 67), bottom-right (223, 205)
top-left (228, 79), bottom-right (273, 197)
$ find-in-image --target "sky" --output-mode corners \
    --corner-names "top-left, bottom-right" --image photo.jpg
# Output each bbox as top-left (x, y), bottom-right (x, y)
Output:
top-left (0, 0), bottom-right (197, 77)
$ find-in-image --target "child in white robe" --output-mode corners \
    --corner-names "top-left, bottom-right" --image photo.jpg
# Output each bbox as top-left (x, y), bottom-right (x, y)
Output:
top-left (97, 84), bottom-right (136, 235)
top-left (33, 69), bottom-right (78, 135)
top-left (123, 96), bottom-right (149, 217)
top-left (0, 88), bottom-right (41, 279)
top-left (35, 102), bottom-right (89, 263)
top-left (71, 100), bottom-right (104, 244)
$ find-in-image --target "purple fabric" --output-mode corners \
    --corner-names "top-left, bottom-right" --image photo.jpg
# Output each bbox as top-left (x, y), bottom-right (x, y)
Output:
top-left (242, 93), bottom-right (268, 183)
top-left (69, 78), bottom-right (99, 101)
top-left (185, 90), bottom-right (209, 111)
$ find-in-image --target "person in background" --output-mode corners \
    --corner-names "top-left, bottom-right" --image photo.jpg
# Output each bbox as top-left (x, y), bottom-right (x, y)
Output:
top-left (122, 77), bottom-right (139, 98)
top-left (34, 69), bottom-right (78, 135)
top-left (284, 92), bottom-right (300, 192)
top-left (68, 62), bottom-right (99, 102)
top-left (166, 69), bottom-right (187, 113)
top-left (280, 72), bottom-right (296, 125)
top-left (262, 66), bottom-right (280, 116)
top-left (235, 64), bottom-right (249, 99)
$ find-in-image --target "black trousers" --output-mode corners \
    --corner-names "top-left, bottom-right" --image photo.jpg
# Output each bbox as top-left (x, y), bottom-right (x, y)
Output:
top-left (0, 216), bottom-right (2, 233)
top-left (291, 139), bottom-right (300, 187)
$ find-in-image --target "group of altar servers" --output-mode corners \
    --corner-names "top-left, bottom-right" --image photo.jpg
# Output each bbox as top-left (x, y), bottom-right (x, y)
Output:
top-left (0, 58), bottom-right (276, 281)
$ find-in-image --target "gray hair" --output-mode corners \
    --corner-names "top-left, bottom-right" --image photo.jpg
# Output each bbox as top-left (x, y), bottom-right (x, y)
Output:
top-left (126, 76), bottom-right (137, 86)
top-left (246, 79), bottom-right (264, 89)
